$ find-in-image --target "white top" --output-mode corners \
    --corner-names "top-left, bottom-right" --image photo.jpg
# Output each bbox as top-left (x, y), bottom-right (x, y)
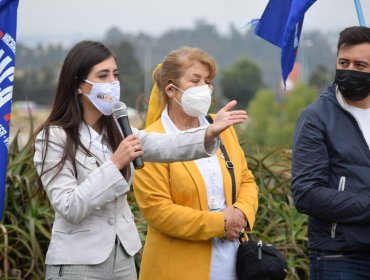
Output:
top-left (336, 89), bottom-right (370, 149)
top-left (346, 106), bottom-right (370, 148)
top-left (161, 107), bottom-right (238, 280)
top-left (80, 122), bottom-right (135, 185)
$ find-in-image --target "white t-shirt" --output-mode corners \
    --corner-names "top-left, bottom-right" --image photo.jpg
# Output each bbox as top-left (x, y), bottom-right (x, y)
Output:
top-left (161, 107), bottom-right (238, 280)
top-left (346, 105), bottom-right (370, 148)
top-left (336, 89), bottom-right (370, 149)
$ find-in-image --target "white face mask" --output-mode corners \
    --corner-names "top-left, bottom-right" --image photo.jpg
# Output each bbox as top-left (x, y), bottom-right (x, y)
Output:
top-left (171, 84), bottom-right (212, 117)
top-left (83, 80), bottom-right (120, 116)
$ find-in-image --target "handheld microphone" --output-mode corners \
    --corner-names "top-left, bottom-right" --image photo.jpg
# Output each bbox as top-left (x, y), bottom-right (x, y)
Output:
top-left (112, 102), bottom-right (144, 169)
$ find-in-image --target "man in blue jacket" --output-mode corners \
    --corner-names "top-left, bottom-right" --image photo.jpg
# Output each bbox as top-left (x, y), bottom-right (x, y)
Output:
top-left (292, 26), bottom-right (370, 280)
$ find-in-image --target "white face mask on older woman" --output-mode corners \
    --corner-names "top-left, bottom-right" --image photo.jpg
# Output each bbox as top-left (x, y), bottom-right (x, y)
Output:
top-left (170, 84), bottom-right (212, 117)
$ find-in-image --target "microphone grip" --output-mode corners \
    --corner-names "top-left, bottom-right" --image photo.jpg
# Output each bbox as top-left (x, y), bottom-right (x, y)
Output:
top-left (133, 154), bottom-right (144, 170)
top-left (116, 117), bottom-right (144, 169)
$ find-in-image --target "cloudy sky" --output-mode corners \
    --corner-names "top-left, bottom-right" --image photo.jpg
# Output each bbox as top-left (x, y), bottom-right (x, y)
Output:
top-left (17, 0), bottom-right (370, 45)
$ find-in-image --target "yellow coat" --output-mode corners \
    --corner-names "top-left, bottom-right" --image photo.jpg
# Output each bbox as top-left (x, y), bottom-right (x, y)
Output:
top-left (134, 117), bottom-right (259, 280)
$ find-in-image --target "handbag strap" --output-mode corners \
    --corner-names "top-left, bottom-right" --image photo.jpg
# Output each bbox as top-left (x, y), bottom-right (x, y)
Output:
top-left (205, 114), bottom-right (249, 244)
top-left (205, 115), bottom-right (236, 203)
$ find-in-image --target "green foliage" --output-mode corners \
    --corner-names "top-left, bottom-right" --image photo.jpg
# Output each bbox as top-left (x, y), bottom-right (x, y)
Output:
top-left (246, 147), bottom-right (309, 280)
top-left (296, 31), bottom-right (335, 80)
top-left (16, 43), bottom-right (66, 72)
top-left (244, 84), bottom-right (319, 147)
top-left (14, 24), bottom-right (337, 107)
top-left (127, 191), bottom-right (147, 273)
top-left (109, 41), bottom-right (145, 108)
top-left (0, 133), bottom-right (147, 279)
top-left (136, 25), bottom-right (335, 89)
top-left (13, 63), bottom-right (59, 105)
top-left (1, 135), bottom-right (309, 279)
top-left (308, 65), bottom-right (333, 91)
top-left (1, 134), bottom-right (54, 279)
top-left (13, 41), bottom-right (144, 108)
top-left (220, 57), bottom-right (263, 108)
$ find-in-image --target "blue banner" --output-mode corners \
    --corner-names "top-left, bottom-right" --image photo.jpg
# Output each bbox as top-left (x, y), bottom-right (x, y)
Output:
top-left (0, 0), bottom-right (19, 220)
top-left (254, 0), bottom-right (316, 87)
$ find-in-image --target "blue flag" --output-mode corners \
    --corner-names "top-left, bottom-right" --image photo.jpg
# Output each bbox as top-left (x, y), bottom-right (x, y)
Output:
top-left (0, 0), bottom-right (19, 220)
top-left (254, 0), bottom-right (316, 86)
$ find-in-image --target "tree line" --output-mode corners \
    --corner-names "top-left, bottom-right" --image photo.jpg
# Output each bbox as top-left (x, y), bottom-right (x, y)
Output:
top-left (13, 20), bottom-right (336, 149)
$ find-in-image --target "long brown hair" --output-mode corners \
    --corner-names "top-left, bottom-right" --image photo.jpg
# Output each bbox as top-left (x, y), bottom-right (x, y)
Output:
top-left (34, 41), bottom-right (125, 194)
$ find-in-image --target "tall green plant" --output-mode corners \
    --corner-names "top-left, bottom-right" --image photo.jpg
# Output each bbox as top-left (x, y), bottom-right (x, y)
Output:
top-left (1, 134), bottom-right (53, 279)
top-left (0, 134), bottom-right (147, 279)
top-left (1, 134), bottom-right (309, 279)
top-left (245, 146), bottom-right (309, 280)
top-left (245, 84), bottom-right (318, 147)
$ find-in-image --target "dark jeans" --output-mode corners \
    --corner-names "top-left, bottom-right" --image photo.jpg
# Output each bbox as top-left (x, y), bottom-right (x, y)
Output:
top-left (309, 250), bottom-right (370, 280)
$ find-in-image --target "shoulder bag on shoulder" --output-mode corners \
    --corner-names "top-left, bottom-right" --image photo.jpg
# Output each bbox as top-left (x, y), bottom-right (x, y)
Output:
top-left (205, 115), bottom-right (288, 280)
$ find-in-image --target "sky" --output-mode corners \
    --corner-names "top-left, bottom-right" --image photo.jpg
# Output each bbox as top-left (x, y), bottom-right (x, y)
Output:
top-left (17, 0), bottom-right (370, 46)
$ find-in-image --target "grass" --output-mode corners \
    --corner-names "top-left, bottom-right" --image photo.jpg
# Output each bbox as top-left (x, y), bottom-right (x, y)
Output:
top-left (245, 146), bottom-right (309, 280)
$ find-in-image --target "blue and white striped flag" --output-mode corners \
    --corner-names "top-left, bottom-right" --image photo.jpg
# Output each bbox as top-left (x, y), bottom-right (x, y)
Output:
top-left (0, 0), bottom-right (19, 220)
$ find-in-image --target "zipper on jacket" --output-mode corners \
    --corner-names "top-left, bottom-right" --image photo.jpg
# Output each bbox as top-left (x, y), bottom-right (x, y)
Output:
top-left (331, 176), bottom-right (346, 238)
top-left (257, 240), bottom-right (263, 260)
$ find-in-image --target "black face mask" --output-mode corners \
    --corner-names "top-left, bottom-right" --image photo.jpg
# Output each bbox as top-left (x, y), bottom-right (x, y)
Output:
top-left (335, 69), bottom-right (370, 101)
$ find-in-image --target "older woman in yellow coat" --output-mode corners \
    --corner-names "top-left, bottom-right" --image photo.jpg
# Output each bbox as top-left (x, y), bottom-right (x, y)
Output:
top-left (134, 47), bottom-right (259, 280)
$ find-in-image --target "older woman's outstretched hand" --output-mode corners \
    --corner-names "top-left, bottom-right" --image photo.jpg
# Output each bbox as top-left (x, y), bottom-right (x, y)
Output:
top-left (205, 100), bottom-right (247, 143)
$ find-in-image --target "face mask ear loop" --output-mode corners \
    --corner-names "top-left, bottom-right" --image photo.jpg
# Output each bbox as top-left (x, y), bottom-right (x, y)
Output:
top-left (169, 83), bottom-right (184, 94)
top-left (81, 80), bottom-right (94, 95)
top-left (84, 79), bottom-right (94, 85)
top-left (168, 84), bottom-right (184, 107)
top-left (172, 96), bottom-right (183, 107)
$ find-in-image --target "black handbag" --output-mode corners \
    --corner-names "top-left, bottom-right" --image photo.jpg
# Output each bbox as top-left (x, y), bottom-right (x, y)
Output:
top-left (236, 234), bottom-right (288, 280)
top-left (205, 115), bottom-right (288, 280)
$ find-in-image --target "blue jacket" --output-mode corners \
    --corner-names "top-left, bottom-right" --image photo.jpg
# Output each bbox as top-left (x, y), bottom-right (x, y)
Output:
top-left (292, 83), bottom-right (370, 252)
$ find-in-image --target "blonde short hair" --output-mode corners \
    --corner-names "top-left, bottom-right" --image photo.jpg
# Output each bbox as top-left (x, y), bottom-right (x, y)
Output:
top-left (153, 47), bottom-right (218, 103)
